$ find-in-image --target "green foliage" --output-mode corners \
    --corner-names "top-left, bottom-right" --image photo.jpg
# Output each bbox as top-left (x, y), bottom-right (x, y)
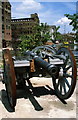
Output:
top-left (56, 32), bottom-right (63, 42)
top-left (76, 31), bottom-right (78, 42)
top-left (65, 13), bottom-right (78, 42)
top-left (52, 26), bottom-right (61, 42)
top-left (62, 33), bottom-right (75, 43)
top-left (19, 35), bottom-right (38, 52)
top-left (19, 23), bottom-right (52, 53)
top-left (33, 23), bottom-right (51, 42)
top-left (65, 13), bottom-right (78, 31)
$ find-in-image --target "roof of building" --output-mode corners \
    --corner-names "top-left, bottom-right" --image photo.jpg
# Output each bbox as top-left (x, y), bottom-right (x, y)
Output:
top-left (11, 18), bottom-right (35, 22)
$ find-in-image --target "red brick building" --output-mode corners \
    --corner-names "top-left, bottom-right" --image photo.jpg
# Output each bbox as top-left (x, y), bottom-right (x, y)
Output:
top-left (1, 0), bottom-right (11, 48)
top-left (11, 13), bottom-right (39, 41)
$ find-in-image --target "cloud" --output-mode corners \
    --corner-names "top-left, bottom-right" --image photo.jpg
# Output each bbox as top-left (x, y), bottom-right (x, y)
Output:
top-left (11, 0), bottom-right (43, 18)
top-left (15, 0), bottom-right (42, 12)
top-left (11, 2), bottom-right (74, 33)
top-left (56, 17), bottom-right (71, 25)
top-left (54, 17), bottom-right (73, 33)
top-left (9, 0), bottom-right (77, 2)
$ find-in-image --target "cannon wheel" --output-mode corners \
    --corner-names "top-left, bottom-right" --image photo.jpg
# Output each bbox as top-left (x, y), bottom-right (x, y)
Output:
top-left (32, 45), bottom-right (56, 58)
top-left (3, 49), bottom-right (16, 108)
top-left (53, 47), bottom-right (77, 100)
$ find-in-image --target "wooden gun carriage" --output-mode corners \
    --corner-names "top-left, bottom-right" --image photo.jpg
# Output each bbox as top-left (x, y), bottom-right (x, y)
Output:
top-left (3, 45), bottom-right (77, 109)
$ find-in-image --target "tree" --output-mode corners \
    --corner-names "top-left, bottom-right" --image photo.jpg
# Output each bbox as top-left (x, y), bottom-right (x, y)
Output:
top-left (56, 32), bottom-right (63, 42)
top-left (19, 23), bottom-right (52, 53)
top-left (12, 39), bottom-right (20, 56)
top-left (62, 33), bottom-right (75, 44)
top-left (19, 35), bottom-right (39, 52)
top-left (34, 23), bottom-right (51, 44)
top-left (65, 13), bottom-right (78, 42)
top-left (65, 13), bottom-right (78, 31)
top-left (52, 26), bottom-right (61, 42)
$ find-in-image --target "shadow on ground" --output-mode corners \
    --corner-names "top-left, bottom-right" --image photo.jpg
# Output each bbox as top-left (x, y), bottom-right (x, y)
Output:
top-left (0, 89), bottom-right (15, 112)
top-left (0, 79), bottom-right (67, 112)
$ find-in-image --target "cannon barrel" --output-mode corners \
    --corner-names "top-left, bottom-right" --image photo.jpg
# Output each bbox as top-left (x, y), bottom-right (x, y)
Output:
top-left (33, 56), bottom-right (58, 77)
top-left (26, 51), bottom-right (59, 77)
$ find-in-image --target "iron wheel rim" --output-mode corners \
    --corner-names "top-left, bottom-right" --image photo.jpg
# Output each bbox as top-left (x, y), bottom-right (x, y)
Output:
top-left (53, 47), bottom-right (77, 99)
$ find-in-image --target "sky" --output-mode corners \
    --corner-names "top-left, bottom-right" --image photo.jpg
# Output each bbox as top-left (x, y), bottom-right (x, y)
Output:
top-left (9, 0), bottom-right (77, 34)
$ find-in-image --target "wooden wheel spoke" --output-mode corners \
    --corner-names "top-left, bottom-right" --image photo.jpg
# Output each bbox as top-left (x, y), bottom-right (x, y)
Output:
top-left (65, 65), bottom-right (72, 71)
top-left (60, 83), bottom-right (62, 94)
top-left (53, 47), bottom-right (77, 99)
top-left (56, 79), bottom-right (60, 88)
top-left (63, 56), bottom-right (69, 68)
top-left (40, 51), bottom-right (42, 57)
top-left (63, 82), bottom-right (66, 94)
top-left (64, 78), bottom-right (70, 88)
top-left (63, 73), bottom-right (72, 78)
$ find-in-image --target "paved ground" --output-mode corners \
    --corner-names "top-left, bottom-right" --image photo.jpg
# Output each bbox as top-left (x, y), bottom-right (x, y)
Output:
top-left (0, 76), bottom-right (77, 119)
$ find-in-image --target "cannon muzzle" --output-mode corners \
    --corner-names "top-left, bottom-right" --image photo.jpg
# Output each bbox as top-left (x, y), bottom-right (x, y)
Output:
top-left (33, 56), bottom-right (59, 78)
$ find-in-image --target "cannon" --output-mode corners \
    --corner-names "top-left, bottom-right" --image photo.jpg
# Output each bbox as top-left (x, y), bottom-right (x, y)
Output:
top-left (2, 45), bottom-right (77, 109)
